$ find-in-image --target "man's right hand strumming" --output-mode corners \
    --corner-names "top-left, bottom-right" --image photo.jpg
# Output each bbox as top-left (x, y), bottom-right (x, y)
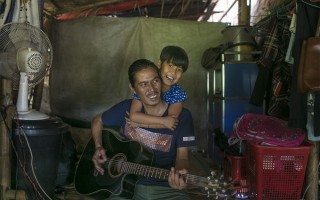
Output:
top-left (92, 146), bottom-right (107, 175)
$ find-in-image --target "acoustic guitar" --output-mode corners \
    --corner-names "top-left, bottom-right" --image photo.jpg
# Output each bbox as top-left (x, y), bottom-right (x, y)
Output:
top-left (74, 129), bottom-right (236, 199)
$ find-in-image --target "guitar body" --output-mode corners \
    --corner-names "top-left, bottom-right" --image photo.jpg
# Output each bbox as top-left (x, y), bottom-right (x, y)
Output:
top-left (74, 131), bottom-right (153, 198)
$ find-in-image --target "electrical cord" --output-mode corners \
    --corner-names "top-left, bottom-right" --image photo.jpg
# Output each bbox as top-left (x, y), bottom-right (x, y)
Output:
top-left (14, 114), bottom-right (54, 200)
top-left (1, 108), bottom-right (53, 200)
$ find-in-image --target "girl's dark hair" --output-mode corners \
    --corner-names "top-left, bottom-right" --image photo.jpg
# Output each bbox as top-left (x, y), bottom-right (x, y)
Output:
top-left (128, 59), bottom-right (159, 86)
top-left (160, 46), bottom-right (189, 72)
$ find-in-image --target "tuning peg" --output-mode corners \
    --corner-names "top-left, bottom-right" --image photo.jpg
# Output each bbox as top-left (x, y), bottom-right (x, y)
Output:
top-left (206, 190), bottom-right (210, 198)
top-left (222, 181), bottom-right (229, 187)
top-left (219, 174), bottom-right (225, 180)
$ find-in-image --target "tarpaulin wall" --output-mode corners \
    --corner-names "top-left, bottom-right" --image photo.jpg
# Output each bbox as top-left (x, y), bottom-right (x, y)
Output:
top-left (49, 16), bottom-right (227, 149)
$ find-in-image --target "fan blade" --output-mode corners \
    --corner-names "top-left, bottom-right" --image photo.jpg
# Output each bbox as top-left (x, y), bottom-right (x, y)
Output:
top-left (9, 33), bottom-right (35, 50)
top-left (0, 52), bottom-right (19, 79)
top-left (0, 23), bottom-right (53, 88)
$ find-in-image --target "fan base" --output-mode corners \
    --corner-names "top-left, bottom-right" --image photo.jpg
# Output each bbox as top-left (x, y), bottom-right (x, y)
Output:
top-left (15, 110), bottom-right (49, 120)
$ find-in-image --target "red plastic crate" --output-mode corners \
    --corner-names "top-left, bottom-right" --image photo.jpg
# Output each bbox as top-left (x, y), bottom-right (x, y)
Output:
top-left (245, 140), bottom-right (313, 200)
top-left (221, 152), bottom-right (248, 195)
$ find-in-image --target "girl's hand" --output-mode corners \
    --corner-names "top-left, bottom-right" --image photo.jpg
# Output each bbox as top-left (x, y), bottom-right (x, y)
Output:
top-left (125, 117), bottom-right (140, 128)
top-left (161, 115), bottom-right (179, 130)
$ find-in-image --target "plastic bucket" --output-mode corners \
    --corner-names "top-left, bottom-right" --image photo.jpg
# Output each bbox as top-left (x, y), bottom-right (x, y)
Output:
top-left (11, 116), bottom-right (68, 199)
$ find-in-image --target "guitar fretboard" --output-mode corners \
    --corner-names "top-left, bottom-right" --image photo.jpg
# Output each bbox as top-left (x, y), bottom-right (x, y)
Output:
top-left (75, 132), bottom-right (236, 198)
top-left (106, 158), bottom-right (225, 190)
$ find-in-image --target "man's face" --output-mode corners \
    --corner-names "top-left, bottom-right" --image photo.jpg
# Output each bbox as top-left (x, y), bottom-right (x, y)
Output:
top-left (133, 67), bottom-right (162, 106)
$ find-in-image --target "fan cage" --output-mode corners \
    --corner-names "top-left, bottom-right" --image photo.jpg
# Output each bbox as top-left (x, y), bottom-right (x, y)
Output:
top-left (0, 22), bottom-right (53, 90)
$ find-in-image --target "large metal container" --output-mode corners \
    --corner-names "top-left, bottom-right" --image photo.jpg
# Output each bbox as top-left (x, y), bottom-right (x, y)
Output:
top-left (222, 26), bottom-right (258, 62)
top-left (208, 61), bottom-right (263, 161)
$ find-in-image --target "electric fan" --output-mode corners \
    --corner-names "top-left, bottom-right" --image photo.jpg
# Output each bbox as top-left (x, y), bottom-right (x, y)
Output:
top-left (0, 22), bottom-right (53, 120)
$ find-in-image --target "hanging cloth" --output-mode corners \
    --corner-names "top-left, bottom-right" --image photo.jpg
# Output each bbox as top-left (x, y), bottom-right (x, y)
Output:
top-left (12, 0), bottom-right (40, 27)
top-left (288, 0), bottom-right (320, 137)
top-left (250, 12), bottom-right (292, 120)
top-left (0, 0), bottom-right (12, 26)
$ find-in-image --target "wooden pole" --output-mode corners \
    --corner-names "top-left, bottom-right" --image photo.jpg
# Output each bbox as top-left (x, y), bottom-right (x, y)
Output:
top-left (238, 0), bottom-right (251, 25)
top-left (0, 78), bottom-right (26, 200)
top-left (305, 141), bottom-right (319, 200)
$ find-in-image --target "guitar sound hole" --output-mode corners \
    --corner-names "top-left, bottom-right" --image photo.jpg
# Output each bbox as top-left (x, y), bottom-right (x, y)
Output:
top-left (108, 153), bottom-right (127, 178)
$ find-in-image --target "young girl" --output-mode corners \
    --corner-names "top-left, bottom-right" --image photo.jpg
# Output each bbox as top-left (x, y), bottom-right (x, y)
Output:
top-left (128, 45), bottom-right (189, 130)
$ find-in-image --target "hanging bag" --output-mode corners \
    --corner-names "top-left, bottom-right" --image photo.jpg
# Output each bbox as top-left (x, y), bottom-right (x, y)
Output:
top-left (297, 15), bottom-right (320, 92)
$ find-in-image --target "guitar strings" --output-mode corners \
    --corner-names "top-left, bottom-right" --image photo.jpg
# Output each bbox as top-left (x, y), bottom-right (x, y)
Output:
top-left (102, 158), bottom-right (230, 191)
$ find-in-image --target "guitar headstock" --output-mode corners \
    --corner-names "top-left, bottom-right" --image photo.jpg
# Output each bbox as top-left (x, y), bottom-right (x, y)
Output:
top-left (201, 170), bottom-right (239, 198)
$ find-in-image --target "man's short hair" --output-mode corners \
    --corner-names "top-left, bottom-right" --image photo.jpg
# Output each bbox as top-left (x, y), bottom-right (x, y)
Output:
top-left (128, 59), bottom-right (159, 86)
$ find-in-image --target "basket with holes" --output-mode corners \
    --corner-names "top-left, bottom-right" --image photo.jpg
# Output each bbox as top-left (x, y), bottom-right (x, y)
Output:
top-left (245, 140), bottom-right (313, 200)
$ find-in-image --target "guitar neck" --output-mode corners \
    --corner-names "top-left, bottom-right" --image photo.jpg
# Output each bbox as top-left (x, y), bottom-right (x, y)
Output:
top-left (75, 132), bottom-right (235, 197)
top-left (108, 159), bottom-right (215, 189)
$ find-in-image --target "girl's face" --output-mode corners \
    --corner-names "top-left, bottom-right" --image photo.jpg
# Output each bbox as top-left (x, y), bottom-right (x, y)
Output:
top-left (159, 60), bottom-right (183, 89)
